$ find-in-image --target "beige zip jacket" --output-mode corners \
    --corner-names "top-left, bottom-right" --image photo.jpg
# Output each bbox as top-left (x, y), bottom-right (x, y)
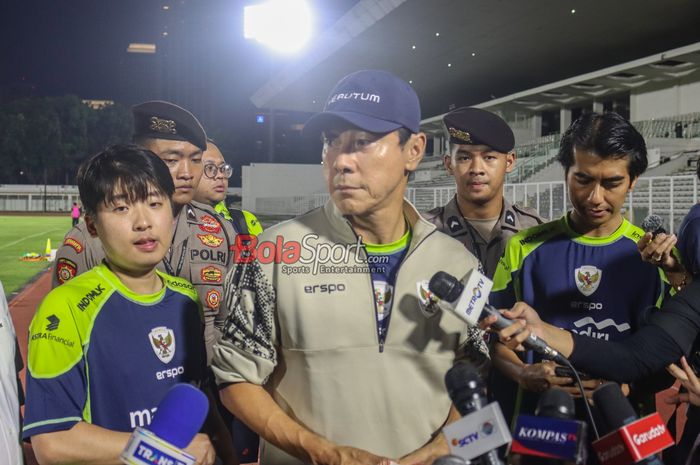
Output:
top-left (212, 199), bottom-right (488, 464)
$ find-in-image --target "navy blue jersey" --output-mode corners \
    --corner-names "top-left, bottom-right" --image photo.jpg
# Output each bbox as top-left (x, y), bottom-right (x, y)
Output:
top-left (23, 263), bottom-right (206, 438)
top-left (492, 215), bottom-right (669, 342)
top-left (489, 214), bottom-right (671, 424)
top-left (366, 229), bottom-right (410, 350)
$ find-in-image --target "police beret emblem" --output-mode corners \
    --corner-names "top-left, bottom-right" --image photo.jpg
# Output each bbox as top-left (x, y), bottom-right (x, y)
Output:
top-left (448, 127), bottom-right (472, 144)
top-left (149, 116), bottom-right (177, 135)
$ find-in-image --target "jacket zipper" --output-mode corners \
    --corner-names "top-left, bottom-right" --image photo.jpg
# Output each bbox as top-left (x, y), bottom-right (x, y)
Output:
top-left (346, 218), bottom-right (436, 353)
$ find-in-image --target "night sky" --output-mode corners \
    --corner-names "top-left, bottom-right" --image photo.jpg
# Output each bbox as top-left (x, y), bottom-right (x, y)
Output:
top-left (1, 0), bottom-right (359, 181)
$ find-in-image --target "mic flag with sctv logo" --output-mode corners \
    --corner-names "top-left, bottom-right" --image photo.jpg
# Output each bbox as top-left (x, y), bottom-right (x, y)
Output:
top-left (442, 402), bottom-right (511, 461)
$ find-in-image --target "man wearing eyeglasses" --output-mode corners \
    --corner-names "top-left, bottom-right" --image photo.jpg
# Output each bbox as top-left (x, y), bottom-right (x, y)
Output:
top-left (195, 141), bottom-right (263, 237)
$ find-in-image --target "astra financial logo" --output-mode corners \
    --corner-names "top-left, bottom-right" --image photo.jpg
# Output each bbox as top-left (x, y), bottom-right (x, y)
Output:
top-left (46, 315), bottom-right (60, 331)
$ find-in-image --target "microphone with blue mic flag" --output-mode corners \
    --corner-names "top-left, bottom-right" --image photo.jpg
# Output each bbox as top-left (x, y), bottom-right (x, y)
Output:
top-left (510, 389), bottom-right (588, 464)
top-left (120, 383), bottom-right (209, 465)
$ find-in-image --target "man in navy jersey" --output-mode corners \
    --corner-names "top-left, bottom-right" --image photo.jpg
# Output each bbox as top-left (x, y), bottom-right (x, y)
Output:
top-left (490, 112), bottom-right (679, 424)
top-left (23, 145), bottom-right (219, 464)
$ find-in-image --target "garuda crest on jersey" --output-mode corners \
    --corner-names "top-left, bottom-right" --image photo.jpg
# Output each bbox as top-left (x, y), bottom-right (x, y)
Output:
top-left (149, 326), bottom-right (176, 363)
top-left (417, 280), bottom-right (440, 317)
top-left (575, 265), bottom-right (602, 297)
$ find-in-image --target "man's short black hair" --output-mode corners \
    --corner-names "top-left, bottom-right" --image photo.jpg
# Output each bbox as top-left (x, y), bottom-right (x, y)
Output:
top-left (77, 144), bottom-right (175, 216)
top-left (557, 112), bottom-right (647, 179)
top-left (397, 127), bottom-right (413, 147)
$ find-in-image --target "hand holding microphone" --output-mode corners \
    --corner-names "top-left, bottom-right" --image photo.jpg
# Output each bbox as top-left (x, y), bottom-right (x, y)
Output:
top-left (428, 271), bottom-right (567, 365)
top-left (637, 214), bottom-right (679, 271)
top-left (120, 383), bottom-right (215, 465)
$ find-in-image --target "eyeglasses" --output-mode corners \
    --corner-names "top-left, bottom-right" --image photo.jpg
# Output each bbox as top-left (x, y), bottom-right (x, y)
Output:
top-left (203, 163), bottom-right (233, 179)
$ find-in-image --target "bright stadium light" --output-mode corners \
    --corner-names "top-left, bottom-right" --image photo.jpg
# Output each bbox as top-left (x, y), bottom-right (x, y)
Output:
top-left (244, 0), bottom-right (313, 54)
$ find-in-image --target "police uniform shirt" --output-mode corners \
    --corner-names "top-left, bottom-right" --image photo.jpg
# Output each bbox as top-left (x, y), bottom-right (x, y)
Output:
top-left (424, 196), bottom-right (543, 277)
top-left (52, 201), bottom-right (235, 362)
top-left (52, 222), bottom-right (105, 288)
top-left (166, 201), bottom-right (236, 357)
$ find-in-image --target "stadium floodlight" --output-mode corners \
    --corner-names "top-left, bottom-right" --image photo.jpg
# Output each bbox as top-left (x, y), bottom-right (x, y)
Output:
top-left (244, 0), bottom-right (313, 54)
top-left (127, 43), bottom-right (156, 54)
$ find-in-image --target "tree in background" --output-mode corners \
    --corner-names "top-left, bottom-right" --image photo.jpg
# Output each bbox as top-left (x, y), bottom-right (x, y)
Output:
top-left (0, 96), bottom-right (132, 184)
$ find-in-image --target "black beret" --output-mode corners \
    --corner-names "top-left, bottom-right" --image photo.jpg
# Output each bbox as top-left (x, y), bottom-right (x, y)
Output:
top-left (132, 101), bottom-right (207, 151)
top-left (443, 107), bottom-right (515, 153)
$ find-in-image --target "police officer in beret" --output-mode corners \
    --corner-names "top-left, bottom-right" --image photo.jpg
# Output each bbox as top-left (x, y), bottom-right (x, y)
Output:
top-left (424, 107), bottom-right (543, 277)
top-left (53, 101), bottom-right (238, 362)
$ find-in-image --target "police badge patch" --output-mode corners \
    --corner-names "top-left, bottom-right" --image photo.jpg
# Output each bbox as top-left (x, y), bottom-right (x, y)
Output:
top-left (447, 215), bottom-right (464, 234)
top-left (56, 258), bottom-right (77, 284)
top-left (505, 210), bottom-right (516, 226)
top-left (186, 206), bottom-right (197, 222)
top-left (149, 326), bottom-right (176, 363)
top-left (417, 280), bottom-right (440, 317)
top-left (206, 289), bottom-right (221, 310)
top-left (198, 215), bottom-right (222, 234)
top-left (575, 265), bottom-right (602, 296)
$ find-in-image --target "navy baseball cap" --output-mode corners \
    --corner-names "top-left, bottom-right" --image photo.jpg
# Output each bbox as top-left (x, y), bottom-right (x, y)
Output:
top-left (443, 107), bottom-right (515, 153)
top-left (303, 69), bottom-right (421, 137)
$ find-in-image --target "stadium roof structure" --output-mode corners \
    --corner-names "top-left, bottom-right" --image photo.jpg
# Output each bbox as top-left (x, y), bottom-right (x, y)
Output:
top-left (421, 41), bottom-right (700, 135)
top-left (250, 0), bottom-right (700, 121)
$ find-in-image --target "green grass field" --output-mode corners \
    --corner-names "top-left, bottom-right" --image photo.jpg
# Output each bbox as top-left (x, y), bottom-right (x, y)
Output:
top-left (0, 213), bottom-right (288, 297)
top-left (0, 216), bottom-right (72, 296)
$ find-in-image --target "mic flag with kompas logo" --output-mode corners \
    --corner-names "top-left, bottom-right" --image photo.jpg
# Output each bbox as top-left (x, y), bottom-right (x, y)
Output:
top-left (149, 326), bottom-right (176, 364)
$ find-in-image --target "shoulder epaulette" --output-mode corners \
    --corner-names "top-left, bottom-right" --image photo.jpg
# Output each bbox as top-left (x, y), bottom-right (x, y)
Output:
top-left (513, 204), bottom-right (544, 224)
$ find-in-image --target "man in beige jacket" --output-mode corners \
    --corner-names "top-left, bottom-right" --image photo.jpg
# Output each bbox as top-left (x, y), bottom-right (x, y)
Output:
top-left (212, 70), bottom-right (487, 465)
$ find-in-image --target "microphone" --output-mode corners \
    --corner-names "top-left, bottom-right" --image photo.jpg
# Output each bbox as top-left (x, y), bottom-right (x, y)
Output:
top-left (428, 269), bottom-right (568, 365)
top-left (591, 383), bottom-right (672, 465)
top-left (121, 383), bottom-right (209, 465)
top-left (433, 455), bottom-right (469, 465)
top-left (511, 389), bottom-right (587, 464)
top-left (641, 214), bottom-right (666, 235)
top-left (442, 362), bottom-right (510, 465)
